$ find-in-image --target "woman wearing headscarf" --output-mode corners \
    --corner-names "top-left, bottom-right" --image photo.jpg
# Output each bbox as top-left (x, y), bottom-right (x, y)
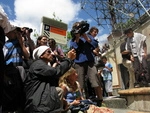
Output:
top-left (24, 45), bottom-right (76, 113)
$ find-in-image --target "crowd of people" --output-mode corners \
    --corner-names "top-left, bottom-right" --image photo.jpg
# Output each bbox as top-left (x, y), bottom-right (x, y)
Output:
top-left (1, 6), bottom-right (150, 113)
top-left (0, 8), bottom-right (115, 113)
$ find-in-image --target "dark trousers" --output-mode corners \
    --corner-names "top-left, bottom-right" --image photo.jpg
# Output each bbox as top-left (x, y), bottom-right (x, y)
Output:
top-left (133, 57), bottom-right (150, 84)
top-left (0, 26), bottom-right (5, 106)
top-left (0, 47), bottom-right (4, 106)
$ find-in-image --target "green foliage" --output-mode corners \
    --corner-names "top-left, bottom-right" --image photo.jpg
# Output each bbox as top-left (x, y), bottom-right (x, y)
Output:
top-left (115, 18), bottom-right (136, 29)
top-left (62, 44), bottom-right (70, 53)
top-left (33, 29), bottom-right (39, 39)
top-left (67, 32), bottom-right (72, 40)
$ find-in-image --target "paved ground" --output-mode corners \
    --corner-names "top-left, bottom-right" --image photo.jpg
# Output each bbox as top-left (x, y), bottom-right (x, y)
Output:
top-left (111, 108), bottom-right (133, 113)
top-left (111, 108), bottom-right (150, 113)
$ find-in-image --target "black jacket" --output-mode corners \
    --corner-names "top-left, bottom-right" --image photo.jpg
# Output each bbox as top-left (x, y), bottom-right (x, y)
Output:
top-left (120, 41), bottom-right (131, 60)
top-left (24, 58), bottom-right (73, 113)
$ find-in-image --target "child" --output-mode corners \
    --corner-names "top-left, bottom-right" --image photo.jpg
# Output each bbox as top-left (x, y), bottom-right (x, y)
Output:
top-left (101, 56), bottom-right (113, 96)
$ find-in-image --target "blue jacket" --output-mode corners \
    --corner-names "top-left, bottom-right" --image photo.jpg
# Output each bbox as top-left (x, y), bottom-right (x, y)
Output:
top-left (70, 34), bottom-right (98, 63)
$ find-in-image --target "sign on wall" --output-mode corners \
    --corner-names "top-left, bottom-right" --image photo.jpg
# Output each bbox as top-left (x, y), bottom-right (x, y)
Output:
top-left (40, 16), bottom-right (68, 45)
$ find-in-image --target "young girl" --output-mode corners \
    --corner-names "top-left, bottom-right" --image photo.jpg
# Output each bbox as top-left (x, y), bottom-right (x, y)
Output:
top-left (59, 68), bottom-right (84, 110)
top-left (59, 68), bottom-right (96, 113)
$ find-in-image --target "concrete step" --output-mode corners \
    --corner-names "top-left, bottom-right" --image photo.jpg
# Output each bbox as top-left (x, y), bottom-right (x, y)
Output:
top-left (112, 108), bottom-right (134, 113)
top-left (111, 108), bottom-right (150, 113)
top-left (103, 96), bottom-right (127, 109)
top-left (118, 87), bottom-right (150, 112)
top-left (127, 111), bottom-right (150, 113)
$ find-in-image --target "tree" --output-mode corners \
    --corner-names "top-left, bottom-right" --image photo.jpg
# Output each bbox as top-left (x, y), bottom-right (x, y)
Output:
top-left (67, 32), bottom-right (72, 40)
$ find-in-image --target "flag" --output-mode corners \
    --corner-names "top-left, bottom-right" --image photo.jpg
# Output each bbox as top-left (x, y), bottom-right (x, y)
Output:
top-left (43, 24), bottom-right (50, 38)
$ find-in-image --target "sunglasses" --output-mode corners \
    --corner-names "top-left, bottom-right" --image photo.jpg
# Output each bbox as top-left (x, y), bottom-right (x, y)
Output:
top-left (46, 50), bottom-right (51, 54)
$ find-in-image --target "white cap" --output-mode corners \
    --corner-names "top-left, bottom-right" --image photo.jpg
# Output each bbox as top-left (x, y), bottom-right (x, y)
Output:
top-left (32, 46), bottom-right (50, 60)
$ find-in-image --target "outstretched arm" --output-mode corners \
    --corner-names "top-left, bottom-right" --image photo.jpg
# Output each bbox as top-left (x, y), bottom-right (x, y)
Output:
top-left (143, 41), bottom-right (147, 58)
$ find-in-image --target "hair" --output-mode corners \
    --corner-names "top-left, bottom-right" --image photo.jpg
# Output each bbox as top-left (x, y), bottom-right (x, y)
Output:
top-left (88, 26), bottom-right (99, 35)
top-left (101, 56), bottom-right (107, 60)
top-left (36, 35), bottom-right (48, 47)
top-left (123, 28), bottom-right (133, 34)
top-left (59, 67), bottom-right (76, 87)
top-left (0, 26), bottom-right (5, 45)
top-left (70, 22), bottom-right (80, 41)
top-left (48, 38), bottom-right (56, 45)
top-left (72, 22), bottom-right (80, 30)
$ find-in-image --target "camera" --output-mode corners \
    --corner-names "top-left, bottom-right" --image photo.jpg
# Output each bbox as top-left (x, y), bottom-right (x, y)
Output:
top-left (16, 27), bottom-right (33, 33)
top-left (16, 27), bottom-right (23, 33)
top-left (27, 28), bottom-right (33, 33)
top-left (71, 21), bottom-right (90, 36)
top-left (95, 59), bottom-right (105, 68)
top-left (24, 27), bottom-right (33, 33)
top-left (50, 55), bottom-right (57, 65)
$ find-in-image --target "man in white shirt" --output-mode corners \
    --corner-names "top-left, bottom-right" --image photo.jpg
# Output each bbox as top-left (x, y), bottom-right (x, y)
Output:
top-left (120, 38), bottom-right (135, 89)
top-left (124, 28), bottom-right (150, 88)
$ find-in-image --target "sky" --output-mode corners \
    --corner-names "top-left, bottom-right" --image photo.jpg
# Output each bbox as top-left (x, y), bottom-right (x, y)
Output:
top-left (0, 0), bottom-right (109, 47)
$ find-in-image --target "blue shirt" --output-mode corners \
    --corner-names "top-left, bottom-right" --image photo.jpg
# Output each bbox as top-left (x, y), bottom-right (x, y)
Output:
top-left (3, 39), bottom-right (23, 66)
top-left (66, 90), bottom-right (81, 103)
top-left (103, 62), bottom-right (113, 81)
top-left (63, 81), bottom-right (82, 103)
top-left (70, 34), bottom-right (98, 63)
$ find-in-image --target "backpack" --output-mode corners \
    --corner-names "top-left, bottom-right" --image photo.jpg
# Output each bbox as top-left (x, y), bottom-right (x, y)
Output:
top-left (2, 64), bottom-right (24, 111)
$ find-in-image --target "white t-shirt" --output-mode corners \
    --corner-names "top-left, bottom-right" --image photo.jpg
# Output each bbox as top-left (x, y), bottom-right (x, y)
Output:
top-left (126, 32), bottom-right (146, 62)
